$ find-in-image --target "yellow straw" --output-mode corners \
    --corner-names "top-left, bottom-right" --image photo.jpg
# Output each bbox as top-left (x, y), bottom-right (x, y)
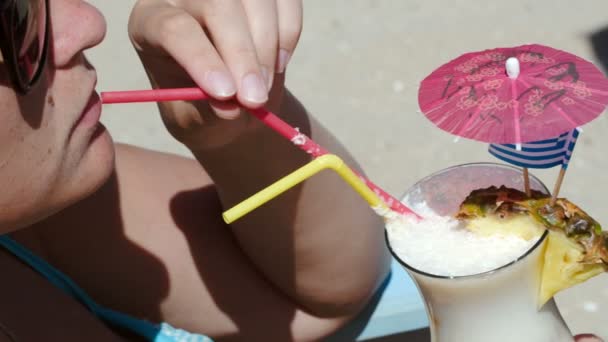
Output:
top-left (223, 154), bottom-right (387, 224)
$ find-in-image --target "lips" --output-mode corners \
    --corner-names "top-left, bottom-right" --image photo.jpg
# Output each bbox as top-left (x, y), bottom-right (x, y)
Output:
top-left (74, 91), bottom-right (102, 128)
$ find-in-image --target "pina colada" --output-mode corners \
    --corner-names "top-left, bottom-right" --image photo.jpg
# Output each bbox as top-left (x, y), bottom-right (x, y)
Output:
top-left (386, 164), bottom-right (607, 342)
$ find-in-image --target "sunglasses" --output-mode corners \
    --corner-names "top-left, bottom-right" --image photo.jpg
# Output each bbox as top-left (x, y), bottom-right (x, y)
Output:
top-left (0, 0), bottom-right (49, 94)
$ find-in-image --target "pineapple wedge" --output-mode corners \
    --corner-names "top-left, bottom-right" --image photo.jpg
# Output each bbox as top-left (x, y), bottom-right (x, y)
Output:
top-left (541, 231), bottom-right (605, 305)
top-left (456, 186), bottom-right (608, 307)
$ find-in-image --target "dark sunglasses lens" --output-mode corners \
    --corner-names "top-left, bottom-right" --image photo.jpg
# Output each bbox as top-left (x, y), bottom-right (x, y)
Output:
top-left (11, 0), bottom-right (46, 86)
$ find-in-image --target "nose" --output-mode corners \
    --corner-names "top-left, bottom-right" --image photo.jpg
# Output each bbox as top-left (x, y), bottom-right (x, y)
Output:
top-left (49, 0), bottom-right (107, 67)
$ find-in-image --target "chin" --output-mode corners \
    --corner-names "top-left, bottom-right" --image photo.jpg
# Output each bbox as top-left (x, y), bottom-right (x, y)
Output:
top-left (53, 124), bottom-right (116, 211)
top-left (0, 125), bottom-right (116, 234)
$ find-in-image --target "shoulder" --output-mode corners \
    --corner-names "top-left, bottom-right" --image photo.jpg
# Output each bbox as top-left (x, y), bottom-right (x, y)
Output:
top-left (113, 143), bottom-right (213, 189)
top-left (110, 143), bottom-right (220, 220)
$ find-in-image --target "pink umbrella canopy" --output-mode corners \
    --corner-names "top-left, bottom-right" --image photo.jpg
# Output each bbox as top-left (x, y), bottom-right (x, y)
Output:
top-left (418, 44), bottom-right (608, 144)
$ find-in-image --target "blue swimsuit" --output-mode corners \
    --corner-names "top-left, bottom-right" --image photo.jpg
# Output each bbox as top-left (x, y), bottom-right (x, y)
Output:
top-left (0, 235), bottom-right (214, 342)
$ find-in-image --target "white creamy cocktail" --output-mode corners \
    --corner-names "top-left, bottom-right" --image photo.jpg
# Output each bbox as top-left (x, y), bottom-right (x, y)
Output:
top-left (386, 163), bottom-right (573, 342)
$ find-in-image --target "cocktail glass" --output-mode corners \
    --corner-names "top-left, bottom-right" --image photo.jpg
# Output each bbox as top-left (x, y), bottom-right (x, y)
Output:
top-left (386, 163), bottom-right (573, 342)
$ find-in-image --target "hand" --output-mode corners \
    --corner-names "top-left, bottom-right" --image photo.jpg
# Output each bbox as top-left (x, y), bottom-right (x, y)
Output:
top-left (575, 334), bottom-right (603, 342)
top-left (128, 0), bottom-right (302, 149)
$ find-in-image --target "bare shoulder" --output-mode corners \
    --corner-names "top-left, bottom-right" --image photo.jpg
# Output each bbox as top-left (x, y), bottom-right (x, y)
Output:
top-left (109, 143), bottom-right (224, 239)
top-left (113, 143), bottom-right (213, 190)
top-left (108, 143), bottom-right (222, 228)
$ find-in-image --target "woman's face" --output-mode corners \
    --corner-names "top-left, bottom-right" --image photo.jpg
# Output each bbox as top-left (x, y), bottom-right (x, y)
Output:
top-left (0, 0), bottom-right (114, 233)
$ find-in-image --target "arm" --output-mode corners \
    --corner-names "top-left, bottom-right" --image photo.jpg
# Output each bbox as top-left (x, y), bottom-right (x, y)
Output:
top-left (191, 87), bottom-right (391, 316)
top-left (128, 0), bottom-right (391, 317)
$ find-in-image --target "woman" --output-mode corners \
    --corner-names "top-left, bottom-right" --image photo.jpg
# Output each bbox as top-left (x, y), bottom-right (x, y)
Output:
top-left (0, 0), bottom-right (391, 341)
top-left (0, 1), bottom-right (602, 341)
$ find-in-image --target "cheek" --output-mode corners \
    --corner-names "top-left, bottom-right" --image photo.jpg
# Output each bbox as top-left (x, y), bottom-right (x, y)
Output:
top-left (0, 78), bottom-right (54, 154)
top-left (16, 79), bottom-right (51, 129)
top-left (0, 109), bottom-right (60, 182)
top-left (0, 134), bottom-right (59, 233)
top-left (0, 87), bottom-right (65, 232)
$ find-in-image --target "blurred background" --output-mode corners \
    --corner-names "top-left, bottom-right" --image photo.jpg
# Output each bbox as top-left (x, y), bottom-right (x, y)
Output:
top-left (89, 0), bottom-right (608, 339)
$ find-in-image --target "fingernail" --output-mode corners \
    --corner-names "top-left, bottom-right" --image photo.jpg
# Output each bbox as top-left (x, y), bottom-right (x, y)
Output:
top-left (277, 49), bottom-right (291, 74)
top-left (205, 71), bottom-right (237, 98)
top-left (240, 73), bottom-right (268, 104)
top-left (213, 105), bottom-right (241, 120)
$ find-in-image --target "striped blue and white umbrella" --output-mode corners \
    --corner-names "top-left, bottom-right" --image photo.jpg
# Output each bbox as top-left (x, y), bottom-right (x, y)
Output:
top-left (488, 128), bottom-right (580, 200)
top-left (489, 129), bottom-right (580, 170)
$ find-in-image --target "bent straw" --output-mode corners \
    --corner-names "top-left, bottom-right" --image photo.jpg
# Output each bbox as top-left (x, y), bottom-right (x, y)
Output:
top-left (223, 154), bottom-right (388, 224)
top-left (101, 88), bottom-right (418, 218)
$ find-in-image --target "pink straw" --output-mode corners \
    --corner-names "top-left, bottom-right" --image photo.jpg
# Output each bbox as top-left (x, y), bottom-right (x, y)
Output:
top-left (101, 88), bottom-right (418, 217)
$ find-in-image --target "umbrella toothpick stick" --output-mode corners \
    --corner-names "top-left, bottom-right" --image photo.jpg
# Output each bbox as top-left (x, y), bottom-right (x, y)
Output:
top-left (507, 58), bottom-right (532, 197)
top-left (523, 168), bottom-right (531, 196)
top-left (512, 136), bottom-right (532, 197)
top-left (551, 167), bottom-right (567, 205)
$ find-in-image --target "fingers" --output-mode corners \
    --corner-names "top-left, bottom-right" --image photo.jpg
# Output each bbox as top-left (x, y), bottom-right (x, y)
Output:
top-left (130, 4), bottom-right (237, 101)
top-left (132, 0), bottom-right (302, 115)
top-left (183, 0), bottom-right (268, 108)
top-left (241, 0), bottom-right (279, 89)
top-left (276, 0), bottom-right (303, 73)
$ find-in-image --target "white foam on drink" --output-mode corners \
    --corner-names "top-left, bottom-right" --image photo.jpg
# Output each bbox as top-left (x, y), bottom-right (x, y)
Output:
top-left (386, 202), bottom-right (540, 277)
